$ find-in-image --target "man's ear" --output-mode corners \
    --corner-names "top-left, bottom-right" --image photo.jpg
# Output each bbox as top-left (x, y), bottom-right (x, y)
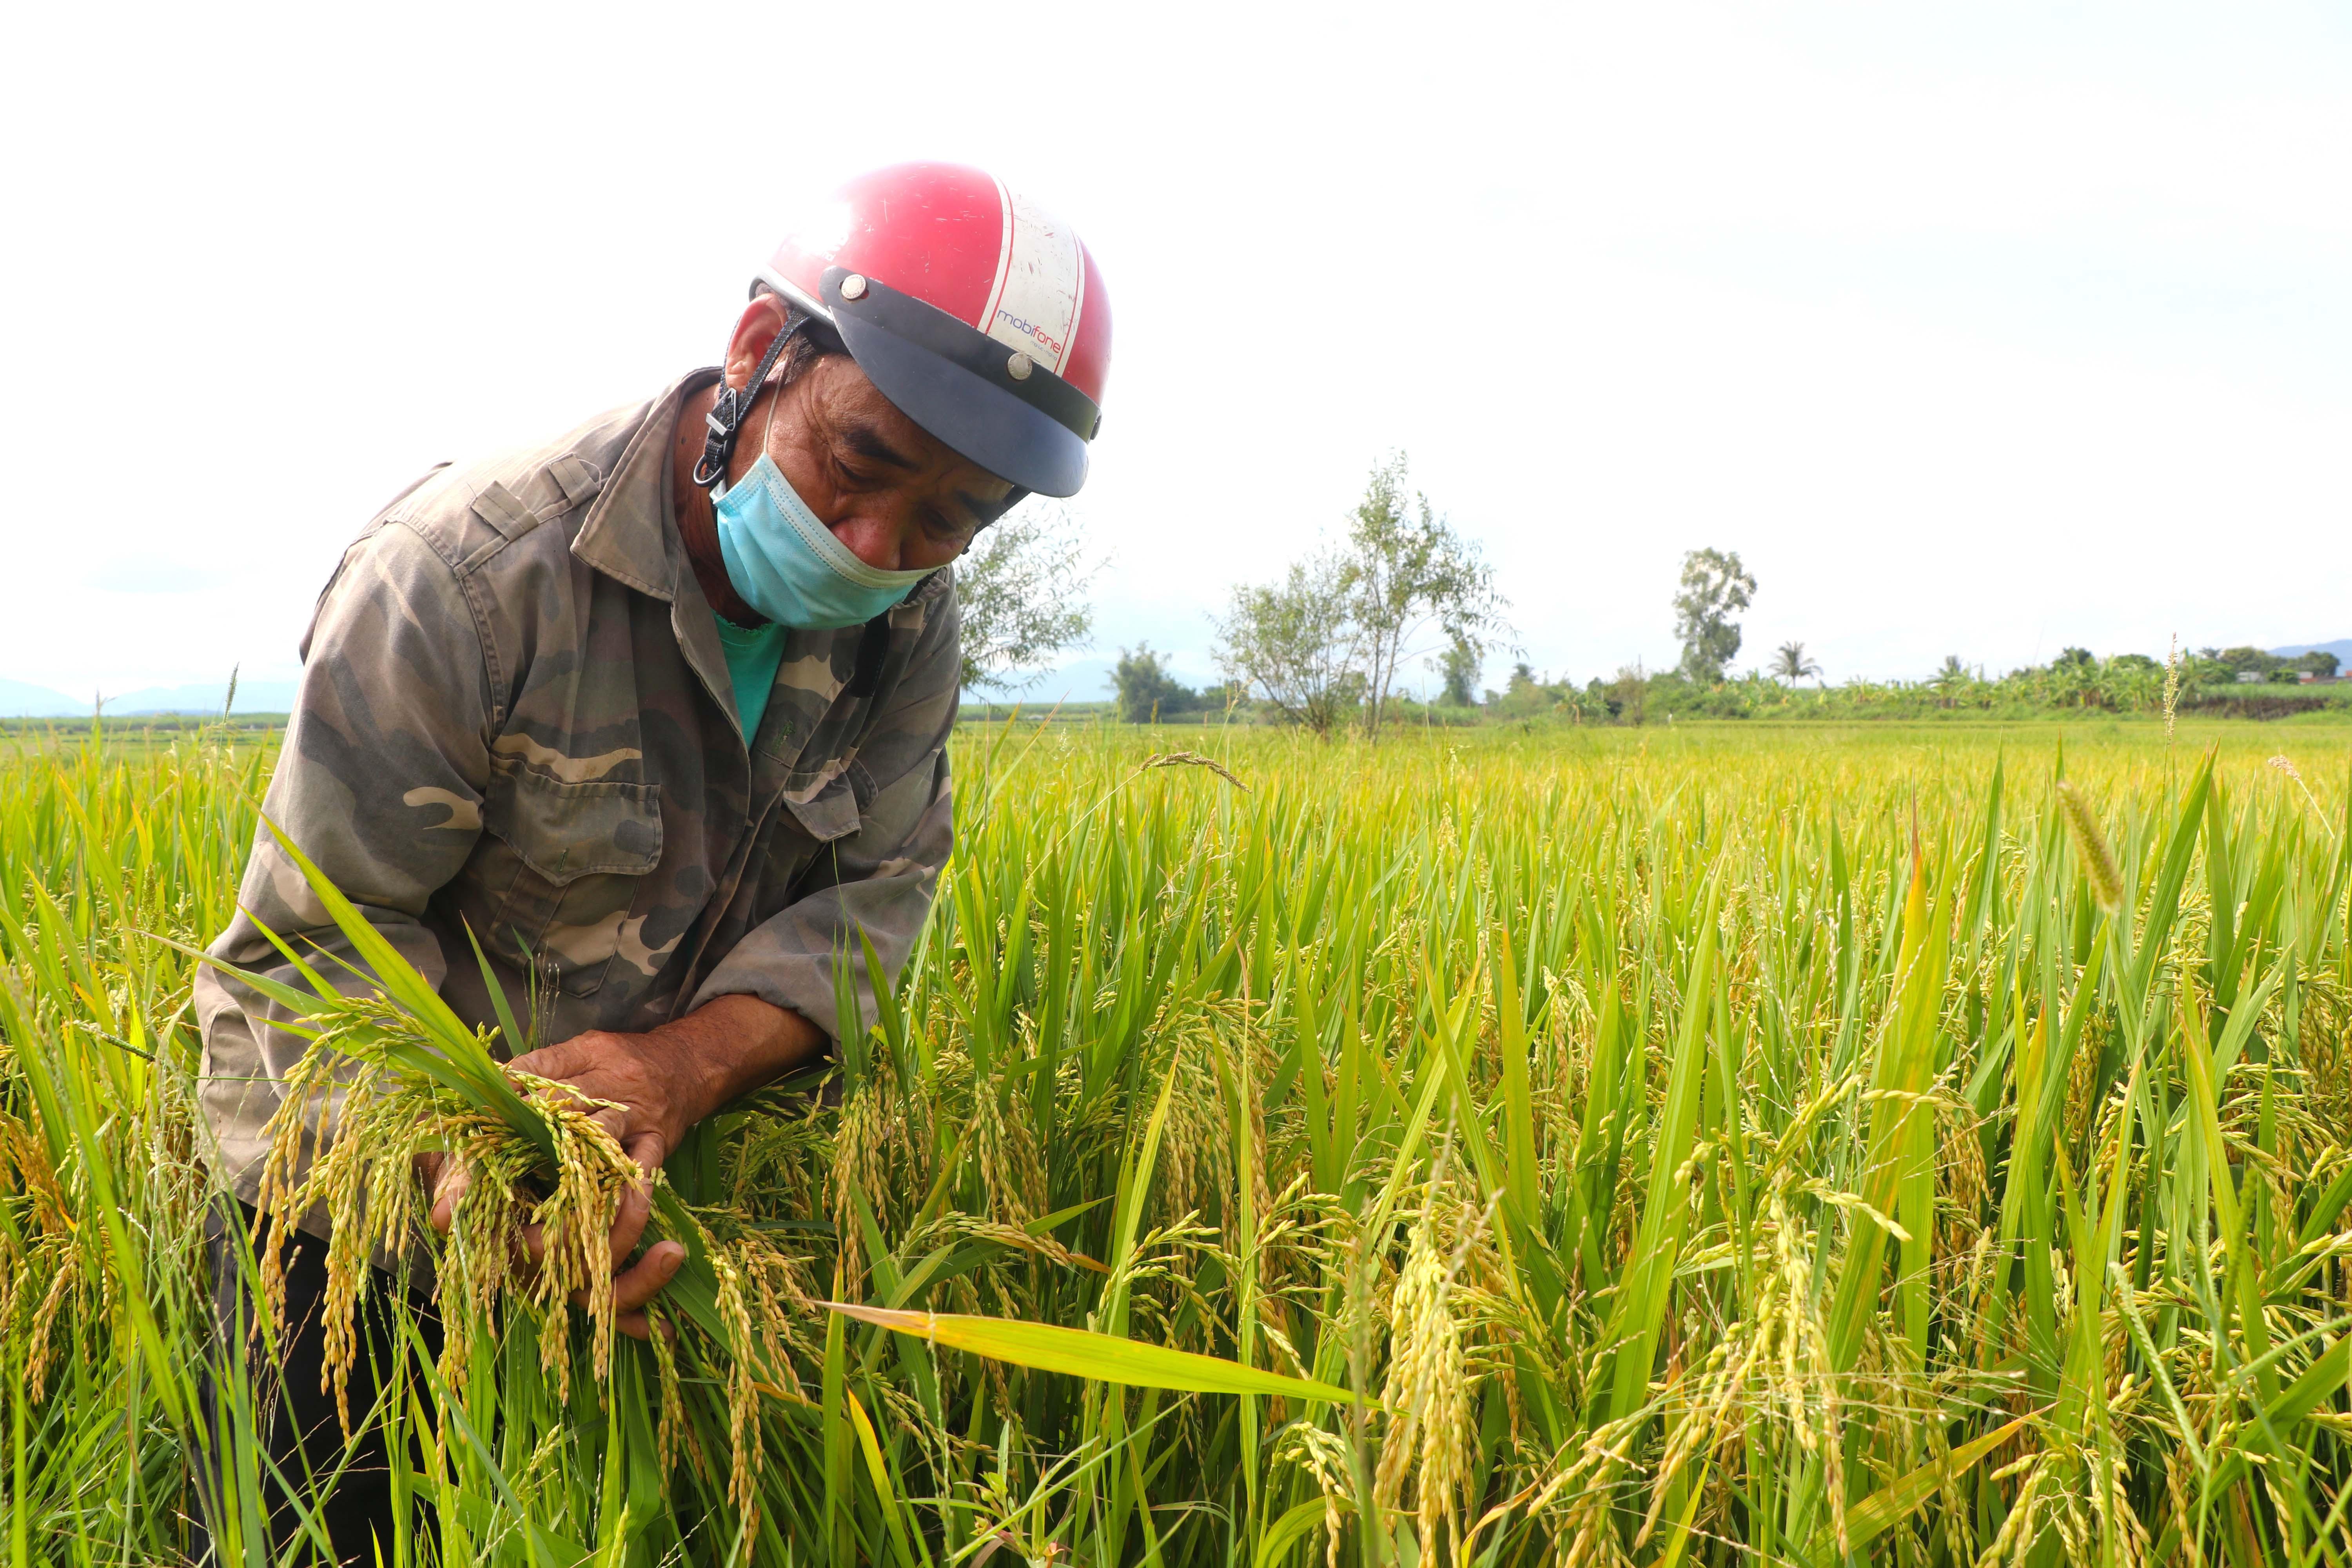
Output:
top-left (722, 293), bottom-right (797, 390)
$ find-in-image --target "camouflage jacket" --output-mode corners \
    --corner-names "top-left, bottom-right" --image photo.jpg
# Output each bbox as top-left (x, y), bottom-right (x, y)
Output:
top-left (195, 370), bottom-right (958, 1213)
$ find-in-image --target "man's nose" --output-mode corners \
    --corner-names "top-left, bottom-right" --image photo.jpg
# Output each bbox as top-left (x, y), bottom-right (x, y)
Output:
top-left (833, 516), bottom-right (903, 572)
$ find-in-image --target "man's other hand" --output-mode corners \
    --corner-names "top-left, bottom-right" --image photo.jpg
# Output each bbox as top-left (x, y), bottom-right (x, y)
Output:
top-left (417, 1141), bottom-right (681, 1340)
top-left (419, 994), bottom-right (826, 1339)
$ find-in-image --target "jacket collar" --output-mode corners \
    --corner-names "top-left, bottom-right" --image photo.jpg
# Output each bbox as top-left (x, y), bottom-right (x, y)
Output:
top-left (570, 368), bottom-right (720, 602)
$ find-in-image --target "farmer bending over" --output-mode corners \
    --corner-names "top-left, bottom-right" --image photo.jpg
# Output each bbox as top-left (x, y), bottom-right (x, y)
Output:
top-left (194, 163), bottom-right (1112, 1560)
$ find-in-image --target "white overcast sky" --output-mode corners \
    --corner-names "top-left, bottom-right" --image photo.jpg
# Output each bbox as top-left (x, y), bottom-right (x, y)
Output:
top-left (3, 1), bottom-right (2347, 701)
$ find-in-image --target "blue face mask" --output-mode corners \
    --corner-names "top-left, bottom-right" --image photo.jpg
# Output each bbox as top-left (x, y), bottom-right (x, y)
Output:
top-left (712, 455), bottom-right (931, 629)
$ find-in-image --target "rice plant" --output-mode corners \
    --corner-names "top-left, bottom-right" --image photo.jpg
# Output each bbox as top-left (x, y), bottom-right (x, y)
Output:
top-left (2, 716), bottom-right (2347, 1565)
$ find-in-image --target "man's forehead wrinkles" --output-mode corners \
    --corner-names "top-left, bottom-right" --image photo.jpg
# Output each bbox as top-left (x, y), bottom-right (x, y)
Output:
top-left (841, 422), bottom-right (920, 471)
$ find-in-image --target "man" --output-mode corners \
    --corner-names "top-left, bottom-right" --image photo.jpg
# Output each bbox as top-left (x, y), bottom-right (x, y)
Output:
top-left (194, 161), bottom-right (1112, 1558)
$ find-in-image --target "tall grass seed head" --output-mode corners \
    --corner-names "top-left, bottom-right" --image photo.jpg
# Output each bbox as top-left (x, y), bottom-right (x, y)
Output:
top-left (2055, 780), bottom-right (2125, 911)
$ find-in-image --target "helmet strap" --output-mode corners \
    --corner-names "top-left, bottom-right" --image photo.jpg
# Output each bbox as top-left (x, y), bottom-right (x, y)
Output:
top-left (693, 306), bottom-right (808, 490)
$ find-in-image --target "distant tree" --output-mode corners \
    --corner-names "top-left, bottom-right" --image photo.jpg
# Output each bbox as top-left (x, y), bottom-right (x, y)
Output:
top-left (1491, 662), bottom-right (1549, 718)
top-left (1610, 661), bottom-right (1651, 726)
top-left (1769, 641), bottom-right (1822, 682)
top-left (1673, 548), bottom-right (1756, 682)
top-left (2298, 650), bottom-right (2341, 677)
top-left (2099, 655), bottom-right (2163, 710)
top-left (1436, 635), bottom-right (1481, 706)
top-left (1112, 643), bottom-right (1200, 724)
top-left (2046, 649), bottom-right (2116, 708)
top-left (2215, 645), bottom-right (2288, 682)
top-left (2172, 650), bottom-right (2229, 690)
top-left (1343, 455), bottom-right (1508, 742)
top-left (955, 502), bottom-right (1102, 694)
top-left (1197, 680), bottom-right (1250, 712)
top-left (1927, 655), bottom-right (1975, 709)
top-left (1212, 550), bottom-right (1362, 738)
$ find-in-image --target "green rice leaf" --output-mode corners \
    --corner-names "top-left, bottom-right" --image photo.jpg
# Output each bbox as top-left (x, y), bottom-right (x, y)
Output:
top-left (821, 1303), bottom-right (1375, 1406)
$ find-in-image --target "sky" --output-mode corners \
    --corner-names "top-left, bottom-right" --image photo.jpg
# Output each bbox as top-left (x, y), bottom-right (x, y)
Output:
top-left (3, 1), bottom-right (2347, 706)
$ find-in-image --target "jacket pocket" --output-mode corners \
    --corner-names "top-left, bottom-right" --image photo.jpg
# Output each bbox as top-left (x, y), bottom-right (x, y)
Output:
top-left (479, 764), bottom-right (663, 998)
top-left (746, 777), bottom-right (865, 928)
top-left (782, 777), bottom-right (862, 844)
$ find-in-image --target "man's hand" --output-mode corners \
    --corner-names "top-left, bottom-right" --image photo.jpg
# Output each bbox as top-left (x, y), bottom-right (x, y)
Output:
top-left (421, 993), bottom-right (829, 1339)
top-left (508, 1028), bottom-right (703, 1172)
top-left (416, 1140), bottom-right (681, 1339)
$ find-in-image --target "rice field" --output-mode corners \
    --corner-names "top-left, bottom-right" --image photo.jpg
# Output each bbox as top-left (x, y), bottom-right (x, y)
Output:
top-left (2, 719), bottom-right (2348, 1566)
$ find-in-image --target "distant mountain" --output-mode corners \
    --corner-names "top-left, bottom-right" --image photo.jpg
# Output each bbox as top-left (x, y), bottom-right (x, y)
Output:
top-left (110, 679), bottom-right (299, 715)
top-left (958, 653), bottom-right (1223, 710)
top-left (962, 656), bottom-right (1120, 709)
top-left (0, 676), bottom-right (300, 718)
top-left (2269, 639), bottom-right (2352, 664)
top-left (0, 679), bottom-right (87, 717)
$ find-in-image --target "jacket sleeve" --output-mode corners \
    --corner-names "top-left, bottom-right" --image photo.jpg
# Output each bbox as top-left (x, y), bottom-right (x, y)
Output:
top-left (687, 593), bottom-right (960, 1039)
top-left (194, 519), bottom-right (495, 1193)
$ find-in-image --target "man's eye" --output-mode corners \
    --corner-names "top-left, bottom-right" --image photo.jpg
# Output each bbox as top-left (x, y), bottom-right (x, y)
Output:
top-left (833, 458), bottom-right (873, 486)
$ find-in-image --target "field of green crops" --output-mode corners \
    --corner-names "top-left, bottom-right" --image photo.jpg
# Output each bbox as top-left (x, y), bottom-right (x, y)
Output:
top-left (3, 720), bottom-right (2349, 1566)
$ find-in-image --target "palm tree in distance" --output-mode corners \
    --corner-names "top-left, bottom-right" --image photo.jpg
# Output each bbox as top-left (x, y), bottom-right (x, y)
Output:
top-left (1769, 641), bottom-right (1823, 683)
top-left (1930, 654), bottom-right (1973, 709)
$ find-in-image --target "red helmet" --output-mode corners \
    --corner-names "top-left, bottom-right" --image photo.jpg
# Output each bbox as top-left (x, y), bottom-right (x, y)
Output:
top-left (756, 162), bottom-right (1112, 498)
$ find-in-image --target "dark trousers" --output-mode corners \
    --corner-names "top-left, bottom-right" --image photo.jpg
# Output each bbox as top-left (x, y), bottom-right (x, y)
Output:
top-left (195, 1201), bottom-right (442, 1566)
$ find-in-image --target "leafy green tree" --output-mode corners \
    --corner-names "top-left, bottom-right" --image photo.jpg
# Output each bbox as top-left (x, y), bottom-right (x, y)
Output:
top-left (1209, 456), bottom-right (1509, 737)
top-left (1491, 662), bottom-right (1549, 718)
top-left (1673, 548), bottom-right (1755, 682)
top-left (1112, 643), bottom-right (1200, 724)
top-left (955, 502), bottom-right (1101, 694)
top-left (2181, 649), bottom-right (2234, 689)
top-left (1436, 636), bottom-right (1481, 706)
top-left (1212, 551), bottom-right (1363, 737)
top-left (1343, 455), bottom-right (1507, 741)
top-left (1197, 680), bottom-right (1250, 711)
top-left (2102, 655), bottom-right (2163, 709)
top-left (2297, 650), bottom-right (2341, 677)
top-left (1610, 661), bottom-right (1651, 726)
top-left (2216, 645), bottom-right (2287, 682)
top-left (1928, 655), bottom-right (1975, 709)
top-left (1769, 641), bottom-right (1822, 682)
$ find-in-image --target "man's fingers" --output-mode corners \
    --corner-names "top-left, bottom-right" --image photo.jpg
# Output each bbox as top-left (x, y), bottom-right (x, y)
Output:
top-left (504, 1176), bottom-right (665, 1275)
top-left (503, 1039), bottom-right (581, 1081)
top-left (615, 1309), bottom-right (676, 1343)
top-left (505, 1041), bottom-right (612, 1120)
top-left (622, 1130), bottom-right (666, 1178)
top-left (571, 1239), bottom-right (685, 1336)
top-left (427, 1159), bottom-right (470, 1236)
top-left (608, 1177), bottom-right (652, 1270)
top-left (611, 1240), bottom-right (684, 1315)
top-left (603, 1130), bottom-right (667, 1267)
